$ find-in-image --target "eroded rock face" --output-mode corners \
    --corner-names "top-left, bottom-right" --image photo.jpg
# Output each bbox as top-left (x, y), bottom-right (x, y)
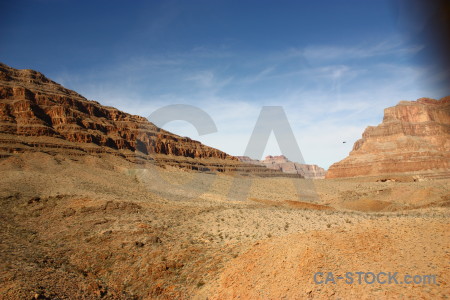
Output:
top-left (236, 155), bottom-right (326, 179)
top-left (0, 63), bottom-right (235, 160)
top-left (0, 63), bottom-right (306, 177)
top-left (326, 97), bottom-right (450, 178)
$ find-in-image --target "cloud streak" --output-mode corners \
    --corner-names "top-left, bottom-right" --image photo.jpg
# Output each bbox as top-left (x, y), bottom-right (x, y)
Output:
top-left (51, 37), bottom-right (444, 169)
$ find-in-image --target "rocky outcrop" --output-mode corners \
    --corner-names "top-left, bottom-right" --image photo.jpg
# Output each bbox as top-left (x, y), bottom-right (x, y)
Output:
top-left (326, 97), bottom-right (450, 178)
top-left (0, 63), bottom-right (235, 161)
top-left (0, 62), bottom-right (293, 176)
top-left (236, 155), bottom-right (326, 179)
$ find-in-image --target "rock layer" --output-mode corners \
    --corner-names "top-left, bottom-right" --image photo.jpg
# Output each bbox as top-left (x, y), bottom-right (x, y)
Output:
top-left (0, 63), bottom-right (291, 176)
top-left (0, 63), bottom-right (233, 160)
top-left (326, 97), bottom-right (450, 178)
top-left (236, 155), bottom-right (326, 179)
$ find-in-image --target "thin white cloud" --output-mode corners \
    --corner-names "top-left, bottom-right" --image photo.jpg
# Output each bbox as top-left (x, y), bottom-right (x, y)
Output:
top-left (241, 66), bottom-right (277, 84)
top-left (49, 37), bottom-right (444, 169)
top-left (285, 38), bottom-right (424, 63)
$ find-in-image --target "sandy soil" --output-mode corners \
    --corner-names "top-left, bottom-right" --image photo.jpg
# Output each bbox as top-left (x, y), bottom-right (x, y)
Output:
top-left (0, 152), bottom-right (448, 299)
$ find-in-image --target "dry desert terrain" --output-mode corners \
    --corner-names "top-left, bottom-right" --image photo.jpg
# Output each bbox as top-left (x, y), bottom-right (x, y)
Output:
top-left (0, 152), bottom-right (448, 299)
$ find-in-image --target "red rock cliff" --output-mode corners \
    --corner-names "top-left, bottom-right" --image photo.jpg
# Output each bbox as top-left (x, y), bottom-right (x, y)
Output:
top-left (326, 97), bottom-right (450, 178)
top-left (0, 63), bottom-right (235, 161)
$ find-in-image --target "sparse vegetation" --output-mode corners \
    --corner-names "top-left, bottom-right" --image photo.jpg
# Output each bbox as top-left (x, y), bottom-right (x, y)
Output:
top-left (1, 152), bottom-right (448, 298)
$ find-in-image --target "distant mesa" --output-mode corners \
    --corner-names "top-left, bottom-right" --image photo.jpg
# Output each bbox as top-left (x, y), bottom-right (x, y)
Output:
top-left (236, 155), bottom-right (326, 179)
top-left (0, 62), bottom-right (305, 177)
top-left (326, 96), bottom-right (450, 178)
top-left (4, 62), bottom-right (445, 180)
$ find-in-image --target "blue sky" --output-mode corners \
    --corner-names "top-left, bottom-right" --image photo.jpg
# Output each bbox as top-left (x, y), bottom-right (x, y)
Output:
top-left (1, 0), bottom-right (448, 168)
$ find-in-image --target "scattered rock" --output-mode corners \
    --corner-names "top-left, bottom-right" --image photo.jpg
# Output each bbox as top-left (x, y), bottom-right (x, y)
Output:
top-left (134, 241), bottom-right (145, 248)
top-left (61, 208), bottom-right (76, 217)
top-left (28, 197), bottom-right (41, 204)
top-left (148, 235), bottom-right (162, 244)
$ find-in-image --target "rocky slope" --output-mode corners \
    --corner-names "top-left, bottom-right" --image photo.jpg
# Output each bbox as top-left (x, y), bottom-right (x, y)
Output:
top-left (0, 63), bottom-right (290, 176)
top-left (2, 152), bottom-right (448, 299)
top-left (326, 97), bottom-right (450, 178)
top-left (236, 155), bottom-right (326, 179)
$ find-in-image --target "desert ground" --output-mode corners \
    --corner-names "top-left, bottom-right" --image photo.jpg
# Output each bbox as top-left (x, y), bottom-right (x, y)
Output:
top-left (0, 152), bottom-right (449, 299)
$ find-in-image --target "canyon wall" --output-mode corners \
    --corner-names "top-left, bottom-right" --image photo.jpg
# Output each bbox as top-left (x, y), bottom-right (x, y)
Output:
top-left (326, 97), bottom-right (450, 178)
top-left (0, 63), bottom-right (290, 176)
top-left (0, 63), bottom-right (233, 160)
top-left (237, 155), bottom-right (326, 179)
